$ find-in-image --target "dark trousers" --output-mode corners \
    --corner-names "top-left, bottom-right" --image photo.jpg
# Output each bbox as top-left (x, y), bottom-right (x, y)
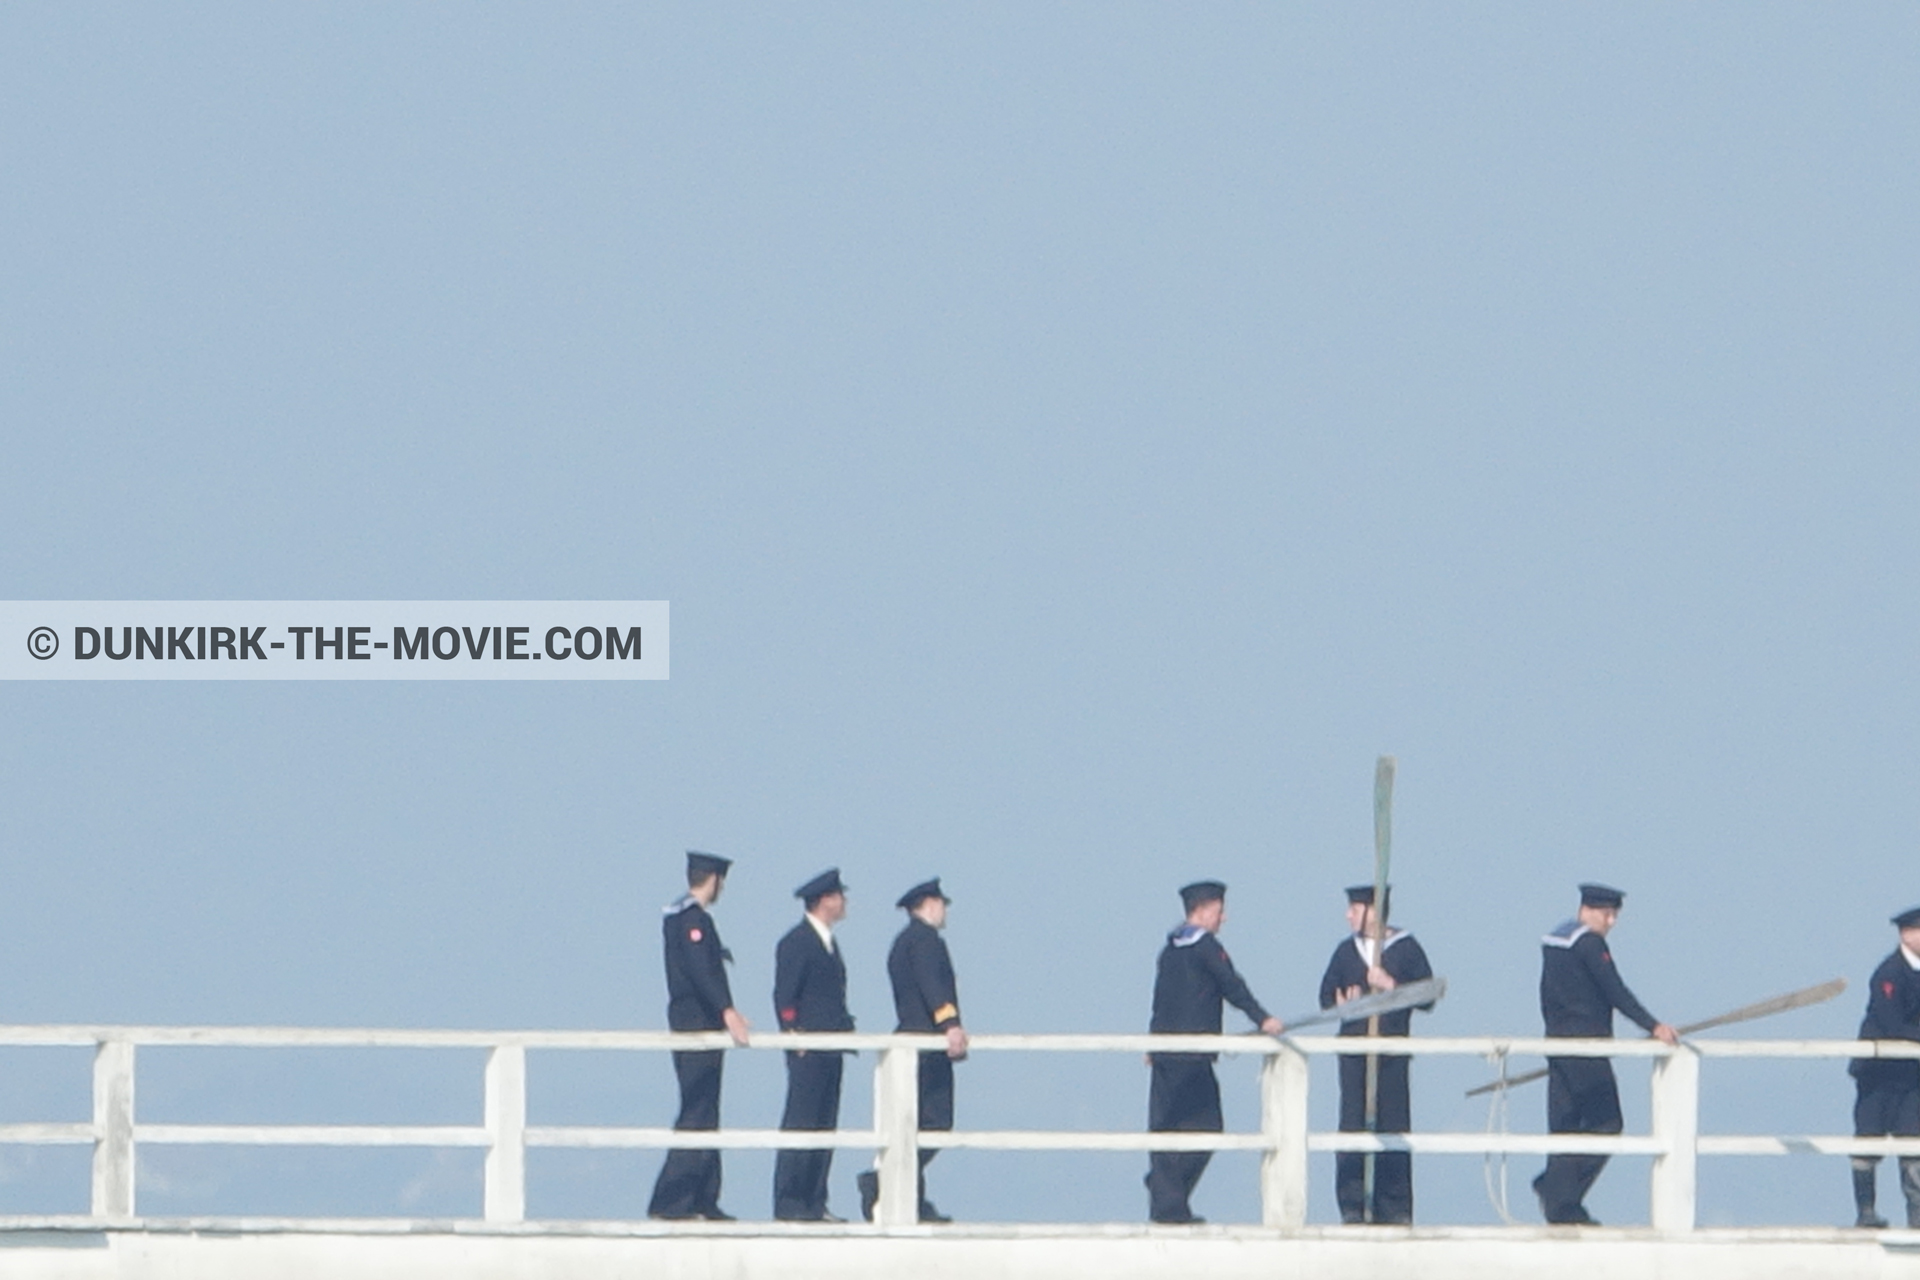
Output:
top-left (916, 1052), bottom-right (954, 1201)
top-left (1852, 1069), bottom-right (1920, 1224)
top-left (773, 1050), bottom-right (844, 1220)
top-left (868, 1051), bottom-right (957, 1212)
top-left (1535, 1056), bottom-right (1622, 1224)
top-left (647, 1050), bottom-right (725, 1217)
top-left (1336, 1051), bottom-right (1413, 1224)
top-left (1146, 1054), bottom-right (1221, 1223)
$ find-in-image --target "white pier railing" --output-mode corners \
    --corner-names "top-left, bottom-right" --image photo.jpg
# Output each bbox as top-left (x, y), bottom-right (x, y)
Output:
top-left (1, 1025), bottom-right (1917, 1231)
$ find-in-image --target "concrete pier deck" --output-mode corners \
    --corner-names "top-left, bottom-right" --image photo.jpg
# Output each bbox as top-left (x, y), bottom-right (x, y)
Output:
top-left (3, 1219), bottom-right (1919, 1280)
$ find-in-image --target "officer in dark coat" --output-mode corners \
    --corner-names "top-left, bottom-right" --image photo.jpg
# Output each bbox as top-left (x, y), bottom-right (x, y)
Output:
top-left (647, 851), bottom-right (751, 1220)
top-left (1145, 880), bottom-right (1283, 1224)
top-left (859, 878), bottom-right (968, 1223)
top-left (1532, 883), bottom-right (1677, 1225)
top-left (1847, 907), bottom-right (1920, 1228)
top-left (1318, 884), bottom-right (1434, 1224)
top-left (772, 868), bottom-right (855, 1221)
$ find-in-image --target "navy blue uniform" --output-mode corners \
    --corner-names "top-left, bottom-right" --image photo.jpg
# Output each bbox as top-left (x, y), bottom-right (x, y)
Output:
top-left (882, 917), bottom-right (962, 1214)
top-left (772, 919), bottom-right (853, 1220)
top-left (1533, 920), bottom-right (1660, 1224)
top-left (647, 894), bottom-right (734, 1218)
top-left (1318, 930), bottom-right (1434, 1224)
top-left (890, 917), bottom-right (962, 1130)
top-left (1849, 950), bottom-right (1920, 1225)
top-left (1145, 926), bottom-right (1273, 1223)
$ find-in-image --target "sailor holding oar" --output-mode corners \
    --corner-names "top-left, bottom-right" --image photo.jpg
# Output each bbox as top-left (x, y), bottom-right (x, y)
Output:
top-left (1318, 883), bottom-right (1435, 1224)
top-left (1531, 883), bottom-right (1678, 1226)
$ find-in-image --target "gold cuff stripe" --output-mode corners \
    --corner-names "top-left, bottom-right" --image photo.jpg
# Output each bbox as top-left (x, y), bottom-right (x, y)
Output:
top-left (932, 1003), bottom-right (958, 1023)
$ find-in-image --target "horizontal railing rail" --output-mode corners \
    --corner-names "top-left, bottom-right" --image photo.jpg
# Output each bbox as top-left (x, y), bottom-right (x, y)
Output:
top-left (13, 1024), bottom-right (1920, 1056)
top-left (0, 1026), bottom-right (1915, 1229)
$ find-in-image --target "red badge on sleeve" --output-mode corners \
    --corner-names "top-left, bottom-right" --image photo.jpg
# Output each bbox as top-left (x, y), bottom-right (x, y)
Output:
top-left (689, 928), bottom-right (703, 942)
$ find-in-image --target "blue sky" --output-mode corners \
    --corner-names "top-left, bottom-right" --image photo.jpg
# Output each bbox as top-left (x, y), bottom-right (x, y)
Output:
top-left (2, 3), bottom-right (1917, 1227)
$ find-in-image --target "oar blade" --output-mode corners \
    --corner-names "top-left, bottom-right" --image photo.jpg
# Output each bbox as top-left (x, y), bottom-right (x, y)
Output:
top-left (1372, 756), bottom-right (1396, 883)
top-left (1281, 976), bottom-right (1447, 1032)
top-left (1676, 977), bottom-right (1847, 1036)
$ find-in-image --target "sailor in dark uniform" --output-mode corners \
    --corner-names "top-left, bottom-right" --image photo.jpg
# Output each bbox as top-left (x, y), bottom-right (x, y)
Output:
top-left (1145, 880), bottom-right (1283, 1224)
top-left (647, 850), bottom-right (751, 1220)
top-left (1532, 883), bottom-right (1677, 1225)
top-left (1847, 907), bottom-right (1920, 1229)
top-left (1317, 884), bottom-right (1434, 1224)
top-left (858, 877), bottom-right (968, 1223)
top-left (772, 868), bottom-right (855, 1221)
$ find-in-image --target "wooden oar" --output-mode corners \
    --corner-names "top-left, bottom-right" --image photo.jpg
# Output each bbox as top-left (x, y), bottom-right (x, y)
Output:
top-left (1362, 756), bottom-right (1395, 1213)
top-left (1281, 976), bottom-right (1447, 1033)
top-left (1464, 977), bottom-right (1848, 1097)
top-left (1677, 977), bottom-right (1848, 1034)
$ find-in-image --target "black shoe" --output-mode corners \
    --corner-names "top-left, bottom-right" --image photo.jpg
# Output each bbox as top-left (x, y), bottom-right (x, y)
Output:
top-left (1531, 1175), bottom-right (1571, 1225)
top-left (1340, 1212), bottom-right (1366, 1225)
top-left (1150, 1213), bottom-right (1205, 1225)
top-left (699, 1207), bottom-right (736, 1222)
top-left (649, 1210), bottom-right (699, 1221)
top-left (919, 1201), bottom-right (952, 1224)
top-left (857, 1171), bottom-right (879, 1223)
top-left (1856, 1211), bottom-right (1890, 1229)
top-left (1539, 1201), bottom-right (1597, 1227)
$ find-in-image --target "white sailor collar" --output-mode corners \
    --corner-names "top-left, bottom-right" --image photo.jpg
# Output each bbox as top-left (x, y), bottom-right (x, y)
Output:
top-left (1351, 930), bottom-right (1409, 963)
top-left (1542, 919), bottom-right (1591, 948)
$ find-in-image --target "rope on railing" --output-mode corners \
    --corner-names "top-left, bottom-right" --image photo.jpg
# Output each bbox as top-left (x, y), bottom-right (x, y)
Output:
top-left (1482, 1044), bottom-right (1517, 1225)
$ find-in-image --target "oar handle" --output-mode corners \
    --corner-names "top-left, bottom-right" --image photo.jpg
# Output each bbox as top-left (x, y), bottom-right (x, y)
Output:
top-left (1465, 1066), bottom-right (1549, 1097)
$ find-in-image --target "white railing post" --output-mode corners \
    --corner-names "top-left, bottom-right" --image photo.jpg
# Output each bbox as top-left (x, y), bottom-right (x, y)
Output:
top-left (90, 1038), bottom-right (135, 1220)
top-left (1649, 1044), bottom-right (1699, 1232)
top-left (1260, 1042), bottom-right (1309, 1228)
top-left (873, 1043), bottom-right (920, 1228)
top-left (483, 1044), bottom-right (527, 1223)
